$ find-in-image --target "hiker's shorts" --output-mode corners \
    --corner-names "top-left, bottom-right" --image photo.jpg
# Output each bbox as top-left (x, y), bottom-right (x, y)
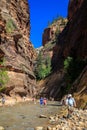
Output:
top-left (68, 106), bottom-right (74, 113)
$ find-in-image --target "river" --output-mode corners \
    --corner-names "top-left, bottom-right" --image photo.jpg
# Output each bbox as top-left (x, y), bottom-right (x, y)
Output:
top-left (0, 101), bottom-right (61, 130)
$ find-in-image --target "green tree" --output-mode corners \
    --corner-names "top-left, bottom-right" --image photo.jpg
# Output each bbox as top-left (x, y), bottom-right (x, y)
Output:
top-left (45, 56), bottom-right (51, 75)
top-left (64, 56), bottom-right (87, 92)
top-left (55, 28), bottom-right (61, 43)
top-left (64, 56), bottom-right (73, 70)
top-left (34, 52), bottom-right (51, 80)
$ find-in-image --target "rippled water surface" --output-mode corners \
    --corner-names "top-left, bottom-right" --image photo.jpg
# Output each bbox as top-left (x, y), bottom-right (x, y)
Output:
top-left (0, 101), bottom-right (61, 130)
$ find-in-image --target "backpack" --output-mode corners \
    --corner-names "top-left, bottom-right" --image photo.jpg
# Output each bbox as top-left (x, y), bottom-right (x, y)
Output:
top-left (68, 98), bottom-right (75, 106)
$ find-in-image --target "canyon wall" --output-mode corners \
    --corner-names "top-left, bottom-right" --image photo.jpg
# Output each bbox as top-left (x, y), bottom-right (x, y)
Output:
top-left (52, 0), bottom-right (87, 69)
top-left (0, 0), bottom-right (37, 98)
top-left (52, 0), bottom-right (87, 107)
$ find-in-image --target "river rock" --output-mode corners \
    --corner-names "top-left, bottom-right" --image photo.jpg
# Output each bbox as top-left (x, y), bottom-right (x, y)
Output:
top-left (49, 116), bottom-right (54, 120)
top-left (39, 115), bottom-right (47, 118)
top-left (47, 107), bottom-right (87, 130)
top-left (47, 126), bottom-right (52, 130)
top-left (35, 126), bottom-right (44, 130)
top-left (0, 126), bottom-right (5, 130)
top-left (52, 127), bottom-right (56, 130)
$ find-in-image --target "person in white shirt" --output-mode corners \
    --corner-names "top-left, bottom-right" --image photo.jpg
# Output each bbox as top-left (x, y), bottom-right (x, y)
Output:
top-left (66, 94), bottom-right (76, 118)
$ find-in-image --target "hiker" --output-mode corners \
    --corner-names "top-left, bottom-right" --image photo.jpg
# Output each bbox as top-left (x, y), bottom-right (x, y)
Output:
top-left (32, 97), bottom-right (36, 104)
top-left (40, 97), bottom-right (43, 106)
top-left (1, 96), bottom-right (5, 106)
top-left (23, 96), bottom-right (26, 101)
top-left (43, 97), bottom-right (47, 106)
top-left (66, 94), bottom-right (76, 118)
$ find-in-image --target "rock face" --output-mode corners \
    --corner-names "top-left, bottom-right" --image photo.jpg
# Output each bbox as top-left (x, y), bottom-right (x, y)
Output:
top-left (55, 0), bottom-right (87, 60)
top-left (42, 18), bottom-right (67, 46)
top-left (51, 0), bottom-right (87, 106)
top-left (70, 66), bottom-right (87, 108)
top-left (68, 0), bottom-right (84, 20)
top-left (0, 0), bottom-right (37, 97)
top-left (52, 0), bottom-right (87, 70)
top-left (41, 18), bottom-right (68, 73)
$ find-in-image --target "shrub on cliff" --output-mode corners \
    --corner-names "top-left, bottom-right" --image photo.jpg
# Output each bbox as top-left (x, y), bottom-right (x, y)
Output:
top-left (0, 58), bottom-right (9, 92)
top-left (55, 29), bottom-right (61, 43)
top-left (47, 16), bottom-right (64, 26)
top-left (6, 19), bottom-right (17, 33)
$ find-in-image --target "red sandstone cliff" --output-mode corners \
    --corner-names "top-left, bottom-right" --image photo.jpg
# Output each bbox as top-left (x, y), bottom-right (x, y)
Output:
top-left (42, 18), bottom-right (67, 46)
top-left (41, 18), bottom-right (67, 68)
top-left (51, 0), bottom-right (87, 107)
top-left (57, 0), bottom-right (87, 59)
top-left (52, 0), bottom-right (87, 69)
top-left (0, 0), bottom-right (37, 98)
top-left (68, 0), bottom-right (84, 20)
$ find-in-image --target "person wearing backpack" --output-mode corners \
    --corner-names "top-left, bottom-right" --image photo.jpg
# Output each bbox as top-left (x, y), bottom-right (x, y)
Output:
top-left (66, 94), bottom-right (76, 118)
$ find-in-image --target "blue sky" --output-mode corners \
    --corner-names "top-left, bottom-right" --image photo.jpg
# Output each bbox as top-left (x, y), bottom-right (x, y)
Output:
top-left (28, 0), bottom-right (69, 48)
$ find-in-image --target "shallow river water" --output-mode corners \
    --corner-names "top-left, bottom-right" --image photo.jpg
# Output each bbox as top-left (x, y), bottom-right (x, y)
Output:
top-left (0, 101), bottom-right (61, 130)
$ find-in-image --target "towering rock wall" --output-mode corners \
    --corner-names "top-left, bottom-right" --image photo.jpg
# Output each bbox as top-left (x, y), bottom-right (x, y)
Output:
top-left (68, 0), bottom-right (84, 20)
top-left (0, 0), bottom-right (37, 97)
top-left (52, 0), bottom-right (87, 69)
top-left (51, 0), bottom-right (87, 107)
top-left (70, 66), bottom-right (87, 108)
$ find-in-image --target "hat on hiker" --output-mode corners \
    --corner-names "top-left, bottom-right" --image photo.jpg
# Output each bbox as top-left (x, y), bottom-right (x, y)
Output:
top-left (68, 94), bottom-right (72, 97)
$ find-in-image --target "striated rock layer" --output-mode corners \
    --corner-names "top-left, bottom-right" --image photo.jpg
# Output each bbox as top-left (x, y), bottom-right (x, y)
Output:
top-left (0, 0), bottom-right (37, 97)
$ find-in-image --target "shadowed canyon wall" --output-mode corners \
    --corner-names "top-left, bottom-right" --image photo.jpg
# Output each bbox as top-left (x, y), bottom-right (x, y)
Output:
top-left (0, 0), bottom-right (37, 97)
top-left (52, 0), bottom-right (87, 69)
top-left (66, 0), bottom-right (87, 58)
top-left (52, 0), bottom-right (87, 107)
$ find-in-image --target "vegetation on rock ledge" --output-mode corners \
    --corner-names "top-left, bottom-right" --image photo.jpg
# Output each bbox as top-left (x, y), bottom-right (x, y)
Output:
top-left (0, 58), bottom-right (9, 92)
top-left (34, 51), bottom-right (52, 80)
top-left (6, 19), bottom-right (17, 33)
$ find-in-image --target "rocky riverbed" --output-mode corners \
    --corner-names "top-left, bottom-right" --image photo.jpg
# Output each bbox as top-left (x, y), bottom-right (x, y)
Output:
top-left (47, 107), bottom-right (87, 130)
top-left (0, 101), bottom-right (61, 130)
top-left (0, 101), bottom-right (87, 130)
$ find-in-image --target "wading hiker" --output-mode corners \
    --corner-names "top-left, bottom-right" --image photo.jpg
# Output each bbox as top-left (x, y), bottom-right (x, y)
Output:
top-left (43, 97), bottom-right (47, 106)
top-left (32, 96), bottom-right (36, 104)
top-left (66, 94), bottom-right (76, 118)
top-left (40, 97), bottom-right (43, 107)
top-left (1, 96), bottom-right (5, 106)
